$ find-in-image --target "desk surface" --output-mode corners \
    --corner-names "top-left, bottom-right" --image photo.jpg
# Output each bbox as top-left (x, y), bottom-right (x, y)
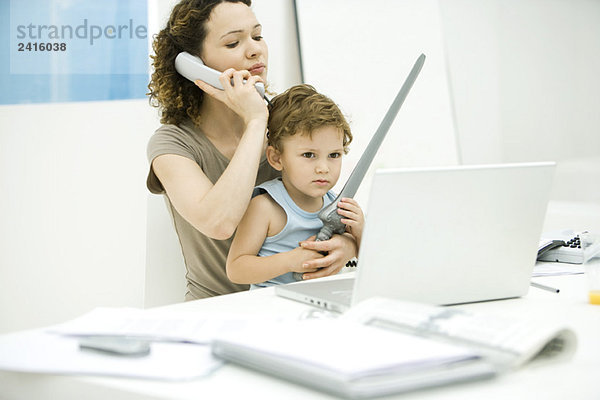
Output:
top-left (1, 272), bottom-right (599, 400)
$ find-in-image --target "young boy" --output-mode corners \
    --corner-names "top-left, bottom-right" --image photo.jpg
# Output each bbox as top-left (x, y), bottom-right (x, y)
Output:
top-left (226, 84), bottom-right (364, 288)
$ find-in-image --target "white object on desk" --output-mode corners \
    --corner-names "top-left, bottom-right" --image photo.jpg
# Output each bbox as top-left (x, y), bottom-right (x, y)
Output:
top-left (538, 230), bottom-right (600, 264)
top-left (0, 329), bottom-right (221, 380)
top-left (0, 306), bottom-right (288, 382)
top-left (277, 162), bottom-right (556, 310)
top-left (0, 274), bottom-right (598, 400)
top-left (48, 307), bottom-right (281, 344)
top-left (341, 297), bottom-right (576, 368)
top-left (212, 319), bottom-right (495, 399)
top-left (533, 262), bottom-right (584, 277)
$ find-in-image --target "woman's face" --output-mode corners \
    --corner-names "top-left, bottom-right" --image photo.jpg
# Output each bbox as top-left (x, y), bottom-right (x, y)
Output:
top-left (200, 2), bottom-right (268, 81)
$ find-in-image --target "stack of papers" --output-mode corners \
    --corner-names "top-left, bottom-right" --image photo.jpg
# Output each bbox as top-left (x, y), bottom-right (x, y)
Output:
top-left (212, 319), bottom-right (496, 399)
top-left (47, 307), bottom-right (262, 343)
top-left (0, 307), bottom-right (283, 380)
top-left (0, 329), bottom-right (221, 380)
top-left (533, 263), bottom-right (585, 277)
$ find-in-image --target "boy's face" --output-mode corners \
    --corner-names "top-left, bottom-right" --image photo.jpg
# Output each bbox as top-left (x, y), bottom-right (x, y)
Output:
top-left (269, 126), bottom-right (344, 201)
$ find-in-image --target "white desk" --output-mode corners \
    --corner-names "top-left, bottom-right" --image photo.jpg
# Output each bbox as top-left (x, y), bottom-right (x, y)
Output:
top-left (0, 272), bottom-right (598, 400)
top-left (2, 200), bottom-right (599, 400)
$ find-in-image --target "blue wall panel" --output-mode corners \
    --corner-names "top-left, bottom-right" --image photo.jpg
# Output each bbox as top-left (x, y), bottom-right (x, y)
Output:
top-left (0, 0), bottom-right (149, 104)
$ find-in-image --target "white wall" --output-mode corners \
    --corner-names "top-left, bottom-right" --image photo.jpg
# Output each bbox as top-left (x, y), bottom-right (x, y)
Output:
top-left (438, 0), bottom-right (503, 164)
top-left (252, 0), bottom-right (303, 93)
top-left (295, 0), bottom-right (459, 207)
top-left (440, 0), bottom-right (600, 202)
top-left (295, 0), bottom-right (600, 206)
top-left (0, 99), bottom-right (158, 333)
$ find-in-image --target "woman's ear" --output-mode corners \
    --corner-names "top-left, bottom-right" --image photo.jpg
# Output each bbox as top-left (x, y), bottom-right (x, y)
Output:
top-left (266, 146), bottom-right (283, 171)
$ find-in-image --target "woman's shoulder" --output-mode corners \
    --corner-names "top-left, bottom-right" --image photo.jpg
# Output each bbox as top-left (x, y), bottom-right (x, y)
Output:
top-left (147, 120), bottom-right (211, 159)
top-left (150, 120), bottom-right (197, 143)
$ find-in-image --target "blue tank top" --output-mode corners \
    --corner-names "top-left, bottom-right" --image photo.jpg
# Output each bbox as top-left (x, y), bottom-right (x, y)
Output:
top-left (251, 178), bottom-right (337, 288)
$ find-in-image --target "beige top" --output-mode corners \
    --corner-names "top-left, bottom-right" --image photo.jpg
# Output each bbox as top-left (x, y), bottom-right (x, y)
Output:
top-left (146, 120), bottom-right (279, 300)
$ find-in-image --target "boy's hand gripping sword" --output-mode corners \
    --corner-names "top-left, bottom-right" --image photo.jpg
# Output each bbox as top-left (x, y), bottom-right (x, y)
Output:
top-left (294, 54), bottom-right (426, 281)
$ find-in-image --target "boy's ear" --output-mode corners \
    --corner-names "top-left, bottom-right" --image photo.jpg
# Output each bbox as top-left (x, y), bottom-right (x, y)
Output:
top-left (266, 146), bottom-right (283, 171)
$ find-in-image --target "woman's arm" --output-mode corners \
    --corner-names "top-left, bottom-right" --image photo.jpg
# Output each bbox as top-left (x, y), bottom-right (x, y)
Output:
top-left (226, 195), bottom-right (322, 284)
top-left (152, 118), bottom-right (266, 239)
top-left (153, 71), bottom-right (269, 240)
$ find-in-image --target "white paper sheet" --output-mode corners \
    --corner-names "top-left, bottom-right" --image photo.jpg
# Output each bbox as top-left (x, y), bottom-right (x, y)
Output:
top-left (533, 263), bottom-right (584, 277)
top-left (48, 307), bottom-right (276, 343)
top-left (216, 319), bottom-right (478, 379)
top-left (0, 329), bottom-right (222, 380)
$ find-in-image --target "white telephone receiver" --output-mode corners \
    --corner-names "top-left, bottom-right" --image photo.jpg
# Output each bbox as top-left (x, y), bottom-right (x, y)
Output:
top-left (174, 52), bottom-right (266, 98)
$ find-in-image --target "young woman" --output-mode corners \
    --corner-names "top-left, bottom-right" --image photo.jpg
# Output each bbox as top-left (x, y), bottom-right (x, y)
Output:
top-left (147, 0), bottom-right (357, 300)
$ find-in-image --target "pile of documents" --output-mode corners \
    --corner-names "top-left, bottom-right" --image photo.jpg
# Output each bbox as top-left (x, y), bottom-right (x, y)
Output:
top-left (0, 298), bottom-right (576, 398)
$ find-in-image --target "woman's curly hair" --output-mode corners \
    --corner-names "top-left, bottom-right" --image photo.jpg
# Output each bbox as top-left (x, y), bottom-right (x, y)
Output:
top-left (267, 84), bottom-right (353, 154)
top-left (148, 0), bottom-right (251, 126)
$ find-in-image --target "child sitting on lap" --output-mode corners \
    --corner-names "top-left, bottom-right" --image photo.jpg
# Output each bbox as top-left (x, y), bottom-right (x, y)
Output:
top-left (226, 84), bottom-right (364, 288)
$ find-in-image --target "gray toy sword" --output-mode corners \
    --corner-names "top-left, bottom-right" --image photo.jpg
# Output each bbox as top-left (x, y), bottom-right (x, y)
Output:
top-left (294, 53), bottom-right (426, 280)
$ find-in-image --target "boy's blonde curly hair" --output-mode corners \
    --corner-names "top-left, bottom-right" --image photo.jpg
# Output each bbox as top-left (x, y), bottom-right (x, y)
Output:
top-left (267, 84), bottom-right (352, 153)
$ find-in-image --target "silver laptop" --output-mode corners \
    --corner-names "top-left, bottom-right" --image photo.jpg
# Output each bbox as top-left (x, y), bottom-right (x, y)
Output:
top-left (275, 162), bottom-right (556, 312)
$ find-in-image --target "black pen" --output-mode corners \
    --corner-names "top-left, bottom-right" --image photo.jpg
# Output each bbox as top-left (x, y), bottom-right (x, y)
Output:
top-left (531, 281), bottom-right (560, 293)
